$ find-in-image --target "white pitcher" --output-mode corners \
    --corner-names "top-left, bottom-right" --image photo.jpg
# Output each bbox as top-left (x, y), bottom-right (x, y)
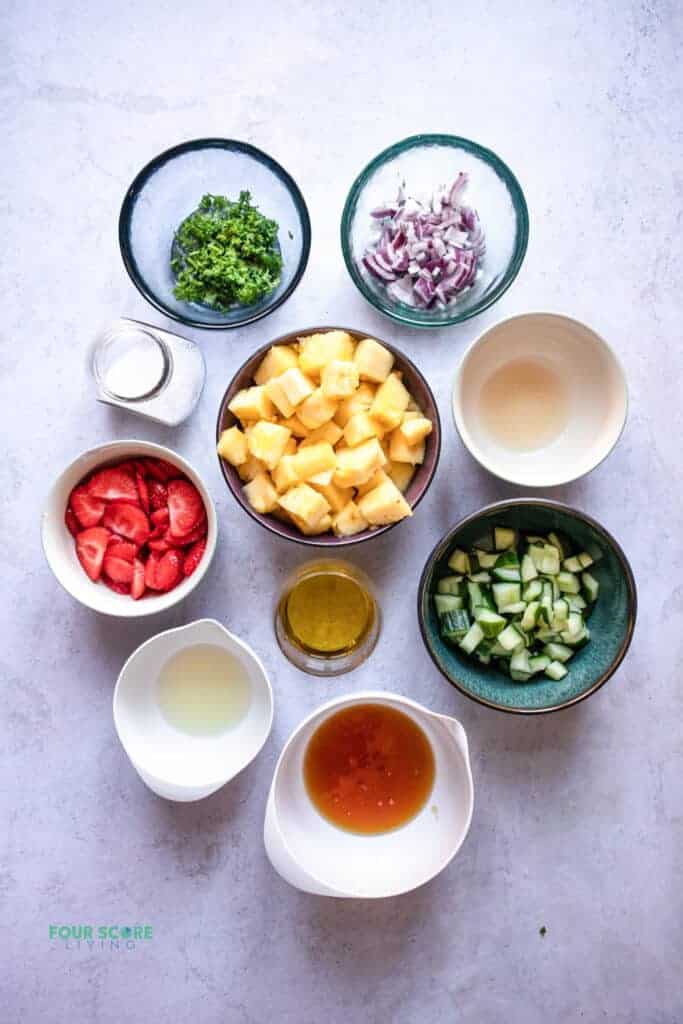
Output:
top-left (264, 690), bottom-right (474, 898)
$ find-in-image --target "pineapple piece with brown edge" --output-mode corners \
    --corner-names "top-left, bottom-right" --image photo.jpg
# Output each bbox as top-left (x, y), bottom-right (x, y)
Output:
top-left (332, 500), bottom-right (369, 537)
top-left (280, 414), bottom-right (309, 438)
top-left (356, 468), bottom-right (391, 498)
top-left (217, 426), bottom-right (248, 466)
top-left (264, 375), bottom-right (296, 418)
top-left (290, 441), bottom-right (336, 482)
top-left (309, 479), bottom-right (353, 514)
top-left (243, 472), bottom-right (279, 514)
top-left (388, 429), bottom-right (425, 465)
top-left (297, 387), bottom-right (338, 430)
top-left (298, 331), bottom-right (355, 379)
top-left (353, 337), bottom-right (395, 384)
top-left (386, 460), bottom-right (415, 493)
top-left (272, 455), bottom-right (300, 493)
top-left (283, 436), bottom-right (297, 455)
top-left (343, 411), bottom-right (386, 448)
top-left (334, 382), bottom-right (376, 427)
top-left (228, 385), bottom-right (274, 424)
top-left (398, 415), bottom-right (432, 446)
top-left (237, 452), bottom-right (267, 482)
top-left (277, 367), bottom-right (315, 408)
top-left (278, 483), bottom-right (331, 528)
top-left (357, 478), bottom-right (412, 526)
top-left (332, 437), bottom-right (386, 489)
top-left (370, 372), bottom-right (410, 430)
top-left (247, 421), bottom-right (292, 470)
top-left (299, 421), bottom-right (343, 448)
top-left (254, 345), bottom-right (299, 386)
top-left (321, 360), bottom-right (359, 400)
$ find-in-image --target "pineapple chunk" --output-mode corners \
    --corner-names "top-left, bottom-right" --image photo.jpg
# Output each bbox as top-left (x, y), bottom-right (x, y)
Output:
top-left (353, 337), bottom-right (395, 383)
top-left (278, 483), bottom-right (331, 528)
top-left (321, 360), bottom-right (359, 399)
top-left (290, 441), bottom-right (337, 482)
top-left (247, 421), bottom-right (292, 470)
top-left (264, 375), bottom-right (296, 418)
top-left (334, 382), bottom-right (376, 427)
top-left (296, 513), bottom-right (333, 536)
top-left (332, 500), bottom-right (369, 537)
top-left (332, 437), bottom-right (386, 489)
top-left (254, 345), bottom-right (299, 386)
top-left (243, 472), bottom-right (279, 514)
top-left (298, 331), bottom-right (355, 378)
top-left (280, 415), bottom-right (310, 438)
top-left (228, 386), bottom-right (274, 423)
top-left (237, 452), bottom-right (267, 482)
top-left (272, 455), bottom-right (300, 492)
top-left (277, 367), bottom-right (315, 408)
top-left (309, 479), bottom-right (354, 514)
top-left (297, 387), bottom-right (338, 430)
top-left (299, 421), bottom-right (343, 448)
top-left (343, 411), bottom-right (386, 448)
top-left (357, 478), bottom-right (412, 526)
top-left (283, 437), bottom-right (297, 455)
top-left (399, 415), bottom-right (432, 446)
top-left (388, 429), bottom-right (425, 465)
top-left (217, 426), bottom-right (248, 466)
top-left (309, 469), bottom-right (334, 486)
top-left (370, 372), bottom-right (410, 429)
top-left (386, 460), bottom-right (416, 493)
top-left (356, 468), bottom-right (391, 498)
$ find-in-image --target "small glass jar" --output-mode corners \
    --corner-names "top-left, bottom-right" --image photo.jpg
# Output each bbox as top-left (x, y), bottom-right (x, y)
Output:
top-left (275, 560), bottom-right (381, 676)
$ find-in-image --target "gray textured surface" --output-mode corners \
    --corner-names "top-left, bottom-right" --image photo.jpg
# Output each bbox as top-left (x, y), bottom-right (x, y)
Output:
top-left (2, 1), bottom-right (681, 1021)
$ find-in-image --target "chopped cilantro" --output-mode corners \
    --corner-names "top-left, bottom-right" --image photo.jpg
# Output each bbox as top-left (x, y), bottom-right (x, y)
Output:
top-left (171, 192), bottom-right (282, 310)
top-left (539, 926), bottom-right (547, 937)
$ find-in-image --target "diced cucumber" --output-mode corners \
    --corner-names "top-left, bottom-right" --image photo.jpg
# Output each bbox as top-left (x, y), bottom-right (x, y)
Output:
top-left (477, 651), bottom-right (492, 665)
top-left (562, 555), bottom-right (582, 573)
top-left (510, 649), bottom-right (531, 675)
top-left (539, 580), bottom-right (554, 623)
top-left (578, 552), bottom-right (594, 569)
top-left (492, 582), bottom-right (521, 610)
top-left (540, 545), bottom-right (561, 575)
top-left (447, 548), bottom-right (470, 574)
top-left (521, 601), bottom-right (541, 632)
top-left (547, 531), bottom-right (569, 559)
top-left (501, 601), bottom-right (527, 615)
top-left (528, 544), bottom-right (546, 571)
top-left (468, 571), bottom-right (491, 583)
top-left (459, 622), bottom-right (484, 655)
top-left (522, 579), bottom-right (543, 602)
top-left (494, 527), bottom-right (516, 550)
top-left (440, 608), bottom-right (470, 641)
top-left (560, 625), bottom-right (590, 647)
top-left (556, 571), bottom-right (580, 594)
top-left (564, 611), bottom-right (584, 638)
top-left (567, 594), bottom-right (587, 612)
top-left (473, 608), bottom-right (507, 638)
top-left (528, 654), bottom-right (551, 674)
top-left (552, 598), bottom-right (569, 623)
top-left (474, 549), bottom-right (498, 569)
top-left (492, 549), bottom-right (521, 582)
top-left (497, 624), bottom-right (525, 652)
top-left (466, 581), bottom-right (483, 610)
top-left (582, 571), bottom-right (599, 603)
top-left (543, 641), bottom-right (574, 663)
top-left (521, 553), bottom-right (538, 583)
top-left (434, 594), bottom-right (461, 615)
top-left (437, 575), bottom-right (463, 595)
top-left (545, 660), bottom-right (568, 681)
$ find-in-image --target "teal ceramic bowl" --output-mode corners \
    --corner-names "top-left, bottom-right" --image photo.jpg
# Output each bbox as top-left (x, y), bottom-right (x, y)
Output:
top-left (418, 500), bottom-right (637, 714)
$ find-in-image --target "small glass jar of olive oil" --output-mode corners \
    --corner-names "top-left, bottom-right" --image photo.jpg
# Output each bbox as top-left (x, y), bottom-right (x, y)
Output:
top-left (275, 560), bottom-right (381, 676)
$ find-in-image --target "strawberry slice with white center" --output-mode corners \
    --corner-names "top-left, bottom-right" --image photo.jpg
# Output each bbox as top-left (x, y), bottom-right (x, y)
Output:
top-left (131, 558), bottom-right (146, 600)
top-left (88, 467), bottom-right (139, 504)
top-left (167, 480), bottom-right (204, 538)
top-left (69, 485), bottom-right (106, 528)
top-left (76, 527), bottom-right (111, 581)
top-left (102, 503), bottom-right (150, 546)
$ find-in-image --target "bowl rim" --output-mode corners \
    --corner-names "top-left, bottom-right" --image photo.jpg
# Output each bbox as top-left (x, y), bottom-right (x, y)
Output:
top-left (451, 310), bottom-right (629, 487)
top-left (417, 497), bottom-right (638, 715)
top-left (215, 324), bottom-right (442, 547)
top-left (340, 133), bottom-right (530, 329)
top-left (118, 137), bottom-right (312, 330)
top-left (41, 439), bottom-right (217, 617)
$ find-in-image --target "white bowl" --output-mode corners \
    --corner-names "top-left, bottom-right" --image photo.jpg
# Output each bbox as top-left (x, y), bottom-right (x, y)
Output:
top-left (41, 440), bottom-right (217, 616)
top-left (264, 691), bottom-right (474, 898)
top-left (113, 619), bottom-right (273, 801)
top-left (452, 312), bottom-right (628, 487)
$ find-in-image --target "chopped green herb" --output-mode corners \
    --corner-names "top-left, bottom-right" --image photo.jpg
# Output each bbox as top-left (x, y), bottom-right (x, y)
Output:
top-left (171, 192), bottom-right (282, 310)
top-left (539, 925), bottom-right (547, 937)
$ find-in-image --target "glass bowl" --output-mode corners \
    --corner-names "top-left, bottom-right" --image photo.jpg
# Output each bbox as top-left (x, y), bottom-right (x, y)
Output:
top-left (340, 134), bottom-right (529, 329)
top-left (119, 139), bottom-right (311, 330)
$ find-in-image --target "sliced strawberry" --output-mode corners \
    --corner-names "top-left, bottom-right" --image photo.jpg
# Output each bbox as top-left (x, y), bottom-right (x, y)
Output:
top-left (136, 470), bottom-right (150, 514)
top-left (102, 554), bottom-right (135, 584)
top-left (131, 558), bottom-right (146, 600)
top-left (150, 507), bottom-right (169, 529)
top-left (145, 549), bottom-right (183, 591)
top-left (76, 527), bottom-right (111, 581)
top-left (69, 485), bottom-right (106, 528)
top-left (172, 516), bottom-right (207, 546)
top-left (106, 540), bottom-right (137, 561)
top-left (148, 480), bottom-right (168, 511)
top-left (183, 539), bottom-right (206, 577)
top-left (147, 535), bottom-right (175, 553)
top-left (144, 552), bottom-right (161, 589)
top-left (65, 508), bottom-right (80, 537)
top-left (88, 467), bottom-right (139, 504)
top-left (145, 458), bottom-right (181, 482)
top-left (168, 480), bottom-right (204, 538)
top-left (102, 503), bottom-right (150, 546)
top-left (102, 576), bottom-right (130, 595)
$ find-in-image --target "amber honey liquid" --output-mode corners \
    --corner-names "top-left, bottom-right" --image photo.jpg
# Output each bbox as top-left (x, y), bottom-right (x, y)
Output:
top-left (280, 568), bottom-right (374, 657)
top-left (479, 357), bottom-right (569, 451)
top-left (304, 703), bottom-right (435, 835)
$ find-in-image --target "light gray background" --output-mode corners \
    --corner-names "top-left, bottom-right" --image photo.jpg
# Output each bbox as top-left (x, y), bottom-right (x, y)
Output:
top-left (2, 1), bottom-right (681, 1021)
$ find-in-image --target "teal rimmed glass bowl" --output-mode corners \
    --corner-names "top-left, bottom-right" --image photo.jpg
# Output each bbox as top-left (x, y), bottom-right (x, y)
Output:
top-left (341, 134), bottom-right (529, 329)
top-left (418, 500), bottom-right (637, 714)
top-left (119, 139), bottom-right (311, 330)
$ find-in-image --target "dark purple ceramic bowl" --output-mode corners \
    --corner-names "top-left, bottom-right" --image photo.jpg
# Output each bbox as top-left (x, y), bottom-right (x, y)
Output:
top-left (215, 326), bottom-right (441, 547)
